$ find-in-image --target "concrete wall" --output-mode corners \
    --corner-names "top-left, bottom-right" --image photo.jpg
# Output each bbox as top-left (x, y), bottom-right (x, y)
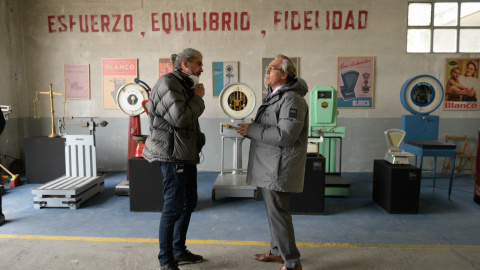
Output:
top-left (0, 0), bottom-right (26, 168)
top-left (2, 0), bottom-right (479, 172)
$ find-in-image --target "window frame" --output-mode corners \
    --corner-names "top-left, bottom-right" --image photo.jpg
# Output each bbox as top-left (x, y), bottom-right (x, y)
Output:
top-left (407, 0), bottom-right (480, 53)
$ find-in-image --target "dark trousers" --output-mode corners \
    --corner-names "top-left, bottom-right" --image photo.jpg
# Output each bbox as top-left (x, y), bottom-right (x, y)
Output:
top-left (262, 188), bottom-right (301, 269)
top-left (158, 162), bottom-right (198, 266)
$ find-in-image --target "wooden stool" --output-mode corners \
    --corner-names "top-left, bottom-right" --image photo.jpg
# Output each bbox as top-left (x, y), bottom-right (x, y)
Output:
top-left (441, 135), bottom-right (475, 177)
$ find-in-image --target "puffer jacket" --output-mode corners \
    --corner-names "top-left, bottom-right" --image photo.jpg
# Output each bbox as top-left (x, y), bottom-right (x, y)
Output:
top-left (142, 70), bottom-right (206, 163)
top-left (246, 77), bottom-right (309, 192)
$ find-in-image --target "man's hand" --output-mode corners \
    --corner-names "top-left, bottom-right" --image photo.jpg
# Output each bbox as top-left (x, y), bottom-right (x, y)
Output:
top-left (194, 83), bottom-right (205, 98)
top-left (235, 123), bottom-right (249, 136)
top-left (235, 119), bottom-right (254, 137)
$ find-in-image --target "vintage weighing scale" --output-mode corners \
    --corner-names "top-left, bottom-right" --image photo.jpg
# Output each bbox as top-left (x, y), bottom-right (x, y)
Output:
top-left (400, 75), bottom-right (457, 198)
top-left (400, 75), bottom-right (444, 141)
top-left (383, 129), bottom-right (414, 165)
top-left (58, 117), bottom-right (109, 145)
top-left (114, 78), bottom-right (150, 196)
top-left (308, 86), bottom-right (350, 197)
top-left (212, 82), bottom-right (258, 200)
top-left (340, 70), bottom-right (359, 101)
top-left (33, 83), bottom-right (63, 138)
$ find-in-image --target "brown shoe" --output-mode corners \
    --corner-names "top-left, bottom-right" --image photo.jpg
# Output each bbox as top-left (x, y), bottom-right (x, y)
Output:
top-left (254, 250), bottom-right (284, 264)
top-left (280, 266), bottom-right (302, 270)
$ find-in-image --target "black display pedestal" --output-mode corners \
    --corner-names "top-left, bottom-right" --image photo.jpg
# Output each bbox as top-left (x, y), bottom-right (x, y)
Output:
top-left (290, 154), bottom-right (326, 215)
top-left (128, 157), bottom-right (164, 212)
top-left (373, 159), bottom-right (421, 214)
top-left (24, 137), bottom-right (66, 184)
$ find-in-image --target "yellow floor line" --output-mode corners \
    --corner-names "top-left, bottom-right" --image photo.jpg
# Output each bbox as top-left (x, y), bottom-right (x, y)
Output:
top-left (1, 234), bottom-right (479, 251)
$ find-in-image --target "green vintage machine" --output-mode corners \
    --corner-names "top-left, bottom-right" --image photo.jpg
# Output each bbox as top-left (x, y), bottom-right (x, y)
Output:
top-left (308, 86), bottom-right (350, 197)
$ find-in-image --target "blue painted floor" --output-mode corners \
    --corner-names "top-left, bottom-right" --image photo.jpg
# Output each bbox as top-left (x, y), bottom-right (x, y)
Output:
top-left (1, 171), bottom-right (479, 247)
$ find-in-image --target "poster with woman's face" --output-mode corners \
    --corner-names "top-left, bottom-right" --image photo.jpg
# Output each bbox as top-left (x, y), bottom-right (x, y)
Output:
top-left (444, 58), bottom-right (480, 111)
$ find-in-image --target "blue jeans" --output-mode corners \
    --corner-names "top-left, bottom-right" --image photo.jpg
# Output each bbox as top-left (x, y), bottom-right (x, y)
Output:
top-left (158, 162), bottom-right (198, 266)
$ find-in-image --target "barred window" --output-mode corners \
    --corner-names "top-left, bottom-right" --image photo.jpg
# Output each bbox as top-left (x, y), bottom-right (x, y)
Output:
top-left (407, 1), bottom-right (480, 53)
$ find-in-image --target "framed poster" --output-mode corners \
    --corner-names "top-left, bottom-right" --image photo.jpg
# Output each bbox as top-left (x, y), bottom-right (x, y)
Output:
top-left (64, 64), bottom-right (90, 100)
top-left (443, 58), bottom-right (479, 111)
top-left (159, 58), bottom-right (173, 78)
top-left (262, 57), bottom-right (299, 100)
top-left (102, 58), bottom-right (138, 109)
top-left (212, 61), bottom-right (239, 97)
top-left (337, 56), bottom-right (375, 108)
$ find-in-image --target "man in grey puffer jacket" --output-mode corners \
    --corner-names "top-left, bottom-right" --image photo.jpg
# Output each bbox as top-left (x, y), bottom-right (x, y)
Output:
top-left (143, 48), bottom-right (206, 270)
top-left (236, 55), bottom-right (308, 270)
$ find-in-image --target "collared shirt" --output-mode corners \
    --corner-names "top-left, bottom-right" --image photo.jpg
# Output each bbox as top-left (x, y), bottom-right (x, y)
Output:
top-left (270, 84), bottom-right (285, 97)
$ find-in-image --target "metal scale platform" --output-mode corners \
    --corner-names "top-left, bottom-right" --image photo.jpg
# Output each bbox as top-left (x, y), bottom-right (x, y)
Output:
top-left (29, 85), bottom-right (108, 209)
top-left (212, 83), bottom-right (258, 200)
top-left (308, 86), bottom-right (349, 197)
top-left (32, 135), bottom-right (105, 209)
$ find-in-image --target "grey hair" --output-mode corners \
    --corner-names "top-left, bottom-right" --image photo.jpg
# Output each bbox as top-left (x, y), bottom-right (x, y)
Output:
top-left (275, 54), bottom-right (297, 82)
top-left (171, 48), bottom-right (202, 70)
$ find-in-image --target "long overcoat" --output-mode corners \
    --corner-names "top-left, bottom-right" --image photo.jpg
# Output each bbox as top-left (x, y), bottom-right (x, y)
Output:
top-left (246, 77), bottom-right (309, 192)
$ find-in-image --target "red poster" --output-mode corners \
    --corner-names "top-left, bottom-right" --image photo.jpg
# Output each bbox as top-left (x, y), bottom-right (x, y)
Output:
top-left (102, 58), bottom-right (137, 109)
top-left (159, 58), bottom-right (173, 78)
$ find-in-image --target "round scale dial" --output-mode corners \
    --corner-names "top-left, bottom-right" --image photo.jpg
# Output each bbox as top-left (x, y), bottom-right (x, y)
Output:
top-left (400, 75), bottom-right (444, 115)
top-left (219, 83), bottom-right (256, 120)
top-left (116, 83), bottom-right (149, 116)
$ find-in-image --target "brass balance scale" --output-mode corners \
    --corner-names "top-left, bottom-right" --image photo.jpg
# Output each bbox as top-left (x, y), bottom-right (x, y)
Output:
top-left (33, 83), bottom-right (63, 138)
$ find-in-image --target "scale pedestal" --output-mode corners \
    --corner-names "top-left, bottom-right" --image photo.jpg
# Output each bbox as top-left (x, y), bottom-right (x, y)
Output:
top-left (308, 86), bottom-right (349, 197)
top-left (213, 173), bottom-right (258, 200)
top-left (324, 175), bottom-right (350, 197)
top-left (113, 79), bottom-right (150, 196)
top-left (399, 75), bottom-right (458, 199)
top-left (212, 83), bottom-right (257, 200)
top-left (115, 180), bottom-right (130, 196)
top-left (212, 123), bottom-right (258, 200)
top-left (114, 115), bottom-right (141, 196)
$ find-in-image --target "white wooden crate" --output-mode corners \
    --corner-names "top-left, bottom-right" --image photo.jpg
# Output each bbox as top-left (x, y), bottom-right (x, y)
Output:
top-left (31, 135), bottom-right (105, 209)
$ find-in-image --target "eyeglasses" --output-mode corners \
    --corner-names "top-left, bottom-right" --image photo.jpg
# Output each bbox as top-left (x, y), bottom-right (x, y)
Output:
top-left (265, 66), bottom-right (282, 72)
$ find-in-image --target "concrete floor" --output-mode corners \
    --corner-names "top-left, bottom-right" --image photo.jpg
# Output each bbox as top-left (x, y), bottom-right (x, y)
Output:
top-left (1, 171), bottom-right (479, 269)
